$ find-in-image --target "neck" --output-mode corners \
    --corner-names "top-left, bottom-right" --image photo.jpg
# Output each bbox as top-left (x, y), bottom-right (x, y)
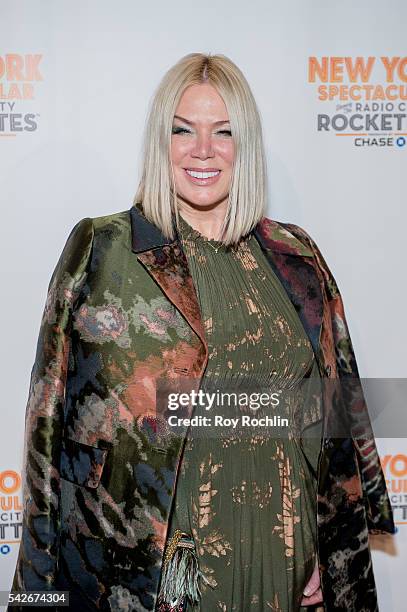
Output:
top-left (177, 200), bottom-right (228, 241)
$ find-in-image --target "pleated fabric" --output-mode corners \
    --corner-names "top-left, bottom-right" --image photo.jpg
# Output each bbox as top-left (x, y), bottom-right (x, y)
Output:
top-left (158, 212), bottom-right (323, 611)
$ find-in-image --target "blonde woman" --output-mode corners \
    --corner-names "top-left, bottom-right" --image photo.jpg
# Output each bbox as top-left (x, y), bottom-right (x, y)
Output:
top-left (10, 53), bottom-right (394, 612)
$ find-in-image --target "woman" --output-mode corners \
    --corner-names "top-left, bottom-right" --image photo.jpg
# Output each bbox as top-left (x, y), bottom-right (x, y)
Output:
top-left (9, 53), bottom-right (394, 612)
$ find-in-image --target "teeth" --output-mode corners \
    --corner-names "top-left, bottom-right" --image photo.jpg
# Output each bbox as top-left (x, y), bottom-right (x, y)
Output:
top-left (186, 170), bottom-right (220, 179)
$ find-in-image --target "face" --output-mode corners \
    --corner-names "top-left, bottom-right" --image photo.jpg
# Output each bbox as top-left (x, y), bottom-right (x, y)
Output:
top-left (170, 83), bottom-right (235, 210)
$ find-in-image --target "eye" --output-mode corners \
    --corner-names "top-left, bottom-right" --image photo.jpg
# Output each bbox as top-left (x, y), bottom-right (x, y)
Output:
top-left (172, 126), bottom-right (191, 135)
top-left (217, 129), bottom-right (232, 136)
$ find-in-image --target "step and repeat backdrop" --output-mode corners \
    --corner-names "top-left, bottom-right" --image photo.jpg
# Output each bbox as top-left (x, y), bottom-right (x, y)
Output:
top-left (1, 0), bottom-right (405, 610)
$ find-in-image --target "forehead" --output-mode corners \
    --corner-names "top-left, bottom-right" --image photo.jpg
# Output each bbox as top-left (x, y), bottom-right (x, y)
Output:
top-left (175, 83), bottom-right (229, 122)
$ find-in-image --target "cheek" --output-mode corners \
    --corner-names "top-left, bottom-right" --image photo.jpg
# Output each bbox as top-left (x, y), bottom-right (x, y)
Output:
top-left (216, 141), bottom-right (235, 167)
top-left (171, 140), bottom-right (190, 165)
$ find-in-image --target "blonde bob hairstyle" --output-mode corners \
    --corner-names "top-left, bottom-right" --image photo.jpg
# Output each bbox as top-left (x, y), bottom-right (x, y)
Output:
top-left (133, 52), bottom-right (268, 247)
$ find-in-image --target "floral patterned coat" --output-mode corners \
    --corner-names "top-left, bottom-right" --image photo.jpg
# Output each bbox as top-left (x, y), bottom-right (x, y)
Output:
top-left (9, 201), bottom-right (395, 612)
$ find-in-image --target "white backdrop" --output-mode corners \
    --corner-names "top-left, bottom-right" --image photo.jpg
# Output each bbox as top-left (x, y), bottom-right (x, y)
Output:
top-left (1, 0), bottom-right (405, 610)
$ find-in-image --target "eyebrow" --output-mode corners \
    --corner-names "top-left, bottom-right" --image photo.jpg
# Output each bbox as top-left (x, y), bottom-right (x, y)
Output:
top-left (173, 115), bottom-right (230, 126)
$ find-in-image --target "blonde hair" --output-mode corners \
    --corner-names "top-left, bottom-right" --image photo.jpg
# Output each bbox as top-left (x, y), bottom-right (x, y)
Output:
top-left (133, 52), bottom-right (268, 247)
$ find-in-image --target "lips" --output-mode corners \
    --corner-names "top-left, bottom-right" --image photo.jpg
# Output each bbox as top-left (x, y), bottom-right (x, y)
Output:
top-left (183, 168), bottom-right (222, 185)
top-left (184, 168), bottom-right (221, 172)
top-left (185, 169), bottom-right (221, 178)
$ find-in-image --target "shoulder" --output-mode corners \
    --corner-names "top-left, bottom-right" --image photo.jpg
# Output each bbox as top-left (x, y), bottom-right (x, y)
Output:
top-left (67, 209), bottom-right (131, 246)
top-left (265, 217), bottom-right (317, 247)
top-left (256, 215), bottom-right (321, 259)
top-left (89, 209), bottom-right (131, 233)
top-left (259, 215), bottom-right (312, 238)
top-left (60, 209), bottom-right (131, 265)
top-left (261, 216), bottom-right (339, 297)
top-left (261, 215), bottom-right (326, 258)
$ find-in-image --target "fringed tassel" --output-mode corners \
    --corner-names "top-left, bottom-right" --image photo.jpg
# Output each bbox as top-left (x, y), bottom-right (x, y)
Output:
top-left (157, 529), bottom-right (211, 610)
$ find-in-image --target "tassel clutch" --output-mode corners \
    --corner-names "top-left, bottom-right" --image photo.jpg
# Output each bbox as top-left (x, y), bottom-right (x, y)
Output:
top-left (156, 529), bottom-right (211, 611)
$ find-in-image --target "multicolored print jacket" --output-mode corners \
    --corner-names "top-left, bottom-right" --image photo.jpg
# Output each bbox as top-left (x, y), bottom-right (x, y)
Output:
top-left (9, 201), bottom-right (395, 611)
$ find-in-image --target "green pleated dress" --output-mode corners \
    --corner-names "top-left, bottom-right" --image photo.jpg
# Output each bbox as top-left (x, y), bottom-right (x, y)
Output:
top-left (158, 213), bottom-right (323, 612)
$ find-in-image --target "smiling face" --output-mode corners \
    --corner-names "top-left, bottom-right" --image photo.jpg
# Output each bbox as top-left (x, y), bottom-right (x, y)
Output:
top-left (170, 83), bottom-right (235, 210)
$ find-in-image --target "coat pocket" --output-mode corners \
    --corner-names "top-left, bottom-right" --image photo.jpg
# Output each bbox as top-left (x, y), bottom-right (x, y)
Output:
top-left (60, 437), bottom-right (109, 489)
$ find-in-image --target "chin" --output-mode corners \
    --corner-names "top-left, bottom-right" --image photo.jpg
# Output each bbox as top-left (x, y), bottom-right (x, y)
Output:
top-left (178, 194), bottom-right (227, 209)
top-left (177, 186), bottom-right (228, 205)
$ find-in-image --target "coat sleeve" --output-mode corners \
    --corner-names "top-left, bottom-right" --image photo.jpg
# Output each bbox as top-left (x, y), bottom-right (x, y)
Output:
top-left (284, 222), bottom-right (395, 536)
top-left (10, 217), bottom-right (94, 592)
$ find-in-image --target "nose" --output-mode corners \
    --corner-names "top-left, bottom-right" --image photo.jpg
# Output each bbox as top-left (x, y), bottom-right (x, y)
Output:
top-left (191, 131), bottom-right (215, 160)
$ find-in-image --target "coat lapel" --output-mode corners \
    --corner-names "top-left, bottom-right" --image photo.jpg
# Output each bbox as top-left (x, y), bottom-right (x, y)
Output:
top-left (253, 219), bottom-right (324, 363)
top-left (130, 202), bottom-right (208, 351)
top-left (129, 202), bottom-right (324, 367)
